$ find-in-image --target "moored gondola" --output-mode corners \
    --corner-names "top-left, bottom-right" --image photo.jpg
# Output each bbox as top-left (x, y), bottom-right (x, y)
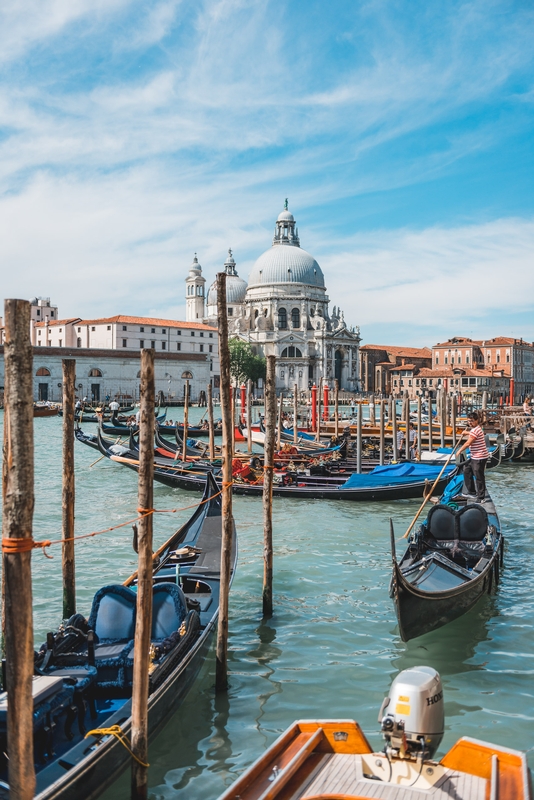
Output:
top-left (390, 473), bottom-right (503, 641)
top-left (0, 474), bottom-right (236, 800)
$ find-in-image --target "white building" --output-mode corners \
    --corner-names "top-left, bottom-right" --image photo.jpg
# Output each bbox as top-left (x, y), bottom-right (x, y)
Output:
top-left (186, 203), bottom-right (361, 392)
top-left (0, 346), bottom-right (210, 404)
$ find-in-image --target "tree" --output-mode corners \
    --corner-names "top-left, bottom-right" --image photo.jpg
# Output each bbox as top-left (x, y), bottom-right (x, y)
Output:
top-left (228, 338), bottom-right (266, 385)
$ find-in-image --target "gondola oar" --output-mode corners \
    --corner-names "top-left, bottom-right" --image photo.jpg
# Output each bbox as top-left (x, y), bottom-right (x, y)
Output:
top-left (402, 433), bottom-right (465, 540)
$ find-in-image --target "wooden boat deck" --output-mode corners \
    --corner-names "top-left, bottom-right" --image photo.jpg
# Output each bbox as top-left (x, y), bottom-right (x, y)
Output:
top-left (218, 721), bottom-right (531, 800)
top-left (289, 752), bottom-right (486, 799)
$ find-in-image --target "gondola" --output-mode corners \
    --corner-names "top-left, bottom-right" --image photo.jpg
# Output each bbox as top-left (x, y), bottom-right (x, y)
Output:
top-left (99, 438), bottom-right (458, 501)
top-left (157, 421), bottom-right (223, 437)
top-left (390, 472), bottom-right (503, 641)
top-left (101, 409), bottom-right (167, 436)
top-left (0, 474), bottom-right (236, 800)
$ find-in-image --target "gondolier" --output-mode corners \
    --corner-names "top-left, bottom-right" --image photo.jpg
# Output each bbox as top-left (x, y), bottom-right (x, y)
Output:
top-left (457, 411), bottom-right (489, 501)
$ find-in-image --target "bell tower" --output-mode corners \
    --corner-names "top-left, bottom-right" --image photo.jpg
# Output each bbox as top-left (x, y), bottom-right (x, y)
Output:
top-left (185, 254), bottom-right (206, 321)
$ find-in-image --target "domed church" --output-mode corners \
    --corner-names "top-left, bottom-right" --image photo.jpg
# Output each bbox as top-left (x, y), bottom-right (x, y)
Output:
top-left (185, 203), bottom-right (361, 392)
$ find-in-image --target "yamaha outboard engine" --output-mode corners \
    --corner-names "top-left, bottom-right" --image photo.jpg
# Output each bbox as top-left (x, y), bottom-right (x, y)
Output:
top-left (379, 666), bottom-right (444, 759)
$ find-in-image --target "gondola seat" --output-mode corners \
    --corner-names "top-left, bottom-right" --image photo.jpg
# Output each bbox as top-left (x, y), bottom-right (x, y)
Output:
top-left (457, 505), bottom-right (488, 542)
top-left (87, 584), bottom-right (137, 689)
top-left (426, 504), bottom-right (457, 546)
top-left (124, 583), bottom-right (188, 684)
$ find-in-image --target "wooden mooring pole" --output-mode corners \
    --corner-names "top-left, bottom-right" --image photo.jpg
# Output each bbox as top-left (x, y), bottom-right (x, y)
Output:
top-left (440, 390), bottom-right (446, 449)
top-left (356, 401), bottom-right (362, 474)
top-left (277, 392), bottom-right (283, 451)
top-left (216, 272), bottom-right (234, 691)
top-left (293, 383), bottom-right (298, 445)
top-left (428, 396), bottom-right (433, 453)
top-left (131, 348), bottom-right (155, 800)
top-left (182, 379), bottom-right (189, 463)
top-left (62, 358), bottom-right (76, 619)
top-left (392, 399), bottom-right (398, 461)
top-left (316, 378), bottom-right (323, 443)
top-left (334, 380), bottom-right (339, 439)
top-left (247, 379), bottom-right (253, 455)
top-left (208, 382), bottom-right (215, 461)
top-left (417, 395), bottom-right (422, 460)
top-left (263, 355), bottom-right (276, 618)
top-left (452, 394), bottom-right (457, 447)
top-left (2, 299), bottom-right (36, 799)
top-left (379, 399), bottom-right (385, 465)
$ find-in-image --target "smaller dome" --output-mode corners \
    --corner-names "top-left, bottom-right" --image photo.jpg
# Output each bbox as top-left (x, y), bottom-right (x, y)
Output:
top-left (188, 254), bottom-right (202, 276)
top-left (277, 209), bottom-right (294, 222)
top-left (207, 249), bottom-right (248, 308)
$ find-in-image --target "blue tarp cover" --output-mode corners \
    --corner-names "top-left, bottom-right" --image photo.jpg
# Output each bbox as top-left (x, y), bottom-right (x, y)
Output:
top-left (339, 462), bottom-right (456, 489)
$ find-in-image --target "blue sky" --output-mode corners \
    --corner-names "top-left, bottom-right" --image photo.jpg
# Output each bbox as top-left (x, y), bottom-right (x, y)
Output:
top-left (0, 0), bottom-right (533, 346)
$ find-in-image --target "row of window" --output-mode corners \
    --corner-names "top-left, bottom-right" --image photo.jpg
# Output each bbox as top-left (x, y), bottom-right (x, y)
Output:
top-left (121, 340), bottom-right (213, 353)
top-left (37, 325), bottom-right (215, 337)
top-left (436, 352), bottom-right (510, 365)
top-left (393, 377), bottom-right (494, 388)
top-left (187, 285), bottom-right (204, 296)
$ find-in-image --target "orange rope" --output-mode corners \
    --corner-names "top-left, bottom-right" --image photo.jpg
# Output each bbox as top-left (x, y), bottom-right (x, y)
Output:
top-left (2, 488), bottom-right (224, 559)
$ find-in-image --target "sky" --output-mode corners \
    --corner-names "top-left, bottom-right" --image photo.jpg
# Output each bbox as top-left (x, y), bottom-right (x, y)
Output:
top-left (0, 0), bottom-right (533, 346)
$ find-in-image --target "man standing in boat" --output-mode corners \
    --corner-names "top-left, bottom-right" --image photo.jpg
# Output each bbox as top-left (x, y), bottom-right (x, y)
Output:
top-left (457, 411), bottom-right (489, 502)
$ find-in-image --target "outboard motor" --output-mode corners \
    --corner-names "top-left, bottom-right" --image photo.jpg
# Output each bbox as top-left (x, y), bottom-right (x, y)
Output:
top-left (379, 666), bottom-right (444, 760)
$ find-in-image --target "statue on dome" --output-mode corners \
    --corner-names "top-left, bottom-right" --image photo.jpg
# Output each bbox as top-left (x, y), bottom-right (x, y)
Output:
top-left (284, 198), bottom-right (288, 210)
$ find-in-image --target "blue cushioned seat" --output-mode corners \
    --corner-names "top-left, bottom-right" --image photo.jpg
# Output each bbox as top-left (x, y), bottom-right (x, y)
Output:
top-left (151, 583), bottom-right (187, 640)
top-left (86, 584), bottom-right (137, 689)
top-left (456, 505), bottom-right (488, 541)
top-left (426, 505), bottom-right (457, 542)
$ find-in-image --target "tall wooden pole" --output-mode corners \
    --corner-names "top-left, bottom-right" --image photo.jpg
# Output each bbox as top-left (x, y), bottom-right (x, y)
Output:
top-left (356, 401), bottom-right (362, 473)
top-left (379, 398), bottom-right (385, 465)
top-left (293, 383), bottom-right (298, 444)
top-left (62, 358), bottom-right (76, 619)
top-left (334, 379), bottom-right (339, 439)
top-left (392, 399), bottom-right (398, 461)
top-left (262, 356), bottom-right (276, 618)
top-left (452, 394), bottom-right (457, 447)
top-left (208, 382), bottom-right (215, 461)
top-left (2, 299), bottom-right (36, 800)
top-left (428, 396), bottom-right (433, 453)
top-left (417, 394), bottom-right (422, 460)
top-left (131, 349), bottom-right (155, 800)
top-left (231, 387), bottom-right (236, 457)
top-left (316, 377), bottom-right (323, 443)
top-left (405, 392), bottom-right (411, 460)
top-left (440, 389), bottom-right (446, 449)
top-left (216, 272), bottom-right (234, 692)
top-left (276, 392), bottom-right (283, 451)
top-left (369, 393), bottom-right (375, 426)
top-left (247, 379), bottom-right (253, 455)
top-left (182, 379), bottom-right (189, 463)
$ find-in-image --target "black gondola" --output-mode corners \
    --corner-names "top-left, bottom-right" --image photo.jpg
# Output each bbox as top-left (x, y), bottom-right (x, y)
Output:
top-left (390, 473), bottom-right (503, 642)
top-left (91, 430), bottom-right (458, 501)
top-left (0, 474), bottom-right (236, 800)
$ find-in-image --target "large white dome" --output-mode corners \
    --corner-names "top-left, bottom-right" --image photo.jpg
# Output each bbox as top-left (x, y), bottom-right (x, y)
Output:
top-left (248, 244), bottom-right (325, 288)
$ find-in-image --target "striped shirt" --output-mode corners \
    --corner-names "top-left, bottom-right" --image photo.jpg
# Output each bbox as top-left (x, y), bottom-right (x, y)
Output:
top-left (468, 425), bottom-right (489, 459)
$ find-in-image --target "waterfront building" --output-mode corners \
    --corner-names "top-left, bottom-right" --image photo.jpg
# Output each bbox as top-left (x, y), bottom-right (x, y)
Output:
top-left (390, 364), bottom-right (510, 402)
top-left (432, 336), bottom-right (534, 401)
top-left (359, 345), bottom-right (432, 394)
top-left (187, 203), bottom-right (362, 392)
top-left (0, 345), bottom-right (209, 404)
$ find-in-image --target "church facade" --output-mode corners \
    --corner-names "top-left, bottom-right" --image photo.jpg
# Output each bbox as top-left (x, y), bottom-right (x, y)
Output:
top-left (185, 204), bottom-right (361, 393)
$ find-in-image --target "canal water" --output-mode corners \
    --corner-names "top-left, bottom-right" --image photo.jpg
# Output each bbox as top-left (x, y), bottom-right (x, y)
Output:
top-left (1, 410), bottom-right (533, 799)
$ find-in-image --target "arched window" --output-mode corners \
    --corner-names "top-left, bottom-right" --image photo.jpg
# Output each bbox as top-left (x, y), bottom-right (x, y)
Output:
top-left (278, 308), bottom-right (287, 329)
top-left (254, 309), bottom-right (259, 319)
top-left (36, 367), bottom-right (51, 376)
top-left (182, 371), bottom-right (193, 379)
top-left (291, 308), bottom-right (300, 328)
top-left (281, 347), bottom-right (302, 358)
top-left (88, 368), bottom-right (102, 377)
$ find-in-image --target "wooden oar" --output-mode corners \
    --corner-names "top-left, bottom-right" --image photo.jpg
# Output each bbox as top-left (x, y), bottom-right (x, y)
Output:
top-left (402, 433), bottom-right (465, 540)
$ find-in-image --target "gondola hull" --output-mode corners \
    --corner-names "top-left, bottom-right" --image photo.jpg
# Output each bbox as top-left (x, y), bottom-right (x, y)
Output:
top-left (0, 474), bottom-right (237, 800)
top-left (390, 475), bottom-right (503, 641)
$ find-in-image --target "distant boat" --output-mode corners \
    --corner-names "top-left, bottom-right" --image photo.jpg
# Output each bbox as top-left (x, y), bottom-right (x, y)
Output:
top-left (33, 404), bottom-right (59, 418)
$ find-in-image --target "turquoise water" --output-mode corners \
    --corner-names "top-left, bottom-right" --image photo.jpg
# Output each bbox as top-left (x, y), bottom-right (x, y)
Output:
top-left (1, 411), bottom-right (533, 798)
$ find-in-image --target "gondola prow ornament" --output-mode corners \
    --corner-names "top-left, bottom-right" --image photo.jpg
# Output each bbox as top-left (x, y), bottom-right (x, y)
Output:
top-left (379, 666), bottom-right (444, 760)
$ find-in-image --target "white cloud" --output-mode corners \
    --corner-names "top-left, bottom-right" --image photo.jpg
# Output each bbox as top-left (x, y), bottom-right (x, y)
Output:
top-left (320, 217), bottom-right (534, 341)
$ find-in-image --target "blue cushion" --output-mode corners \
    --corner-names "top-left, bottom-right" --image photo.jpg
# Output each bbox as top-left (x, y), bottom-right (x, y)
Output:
top-left (88, 584), bottom-right (137, 643)
top-left (152, 583), bottom-right (187, 641)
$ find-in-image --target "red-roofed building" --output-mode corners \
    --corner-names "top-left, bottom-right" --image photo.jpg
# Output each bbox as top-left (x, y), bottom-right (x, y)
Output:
top-left (432, 336), bottom-right (534, 401)
top-left (359, 345), bottom-right (432, 394)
